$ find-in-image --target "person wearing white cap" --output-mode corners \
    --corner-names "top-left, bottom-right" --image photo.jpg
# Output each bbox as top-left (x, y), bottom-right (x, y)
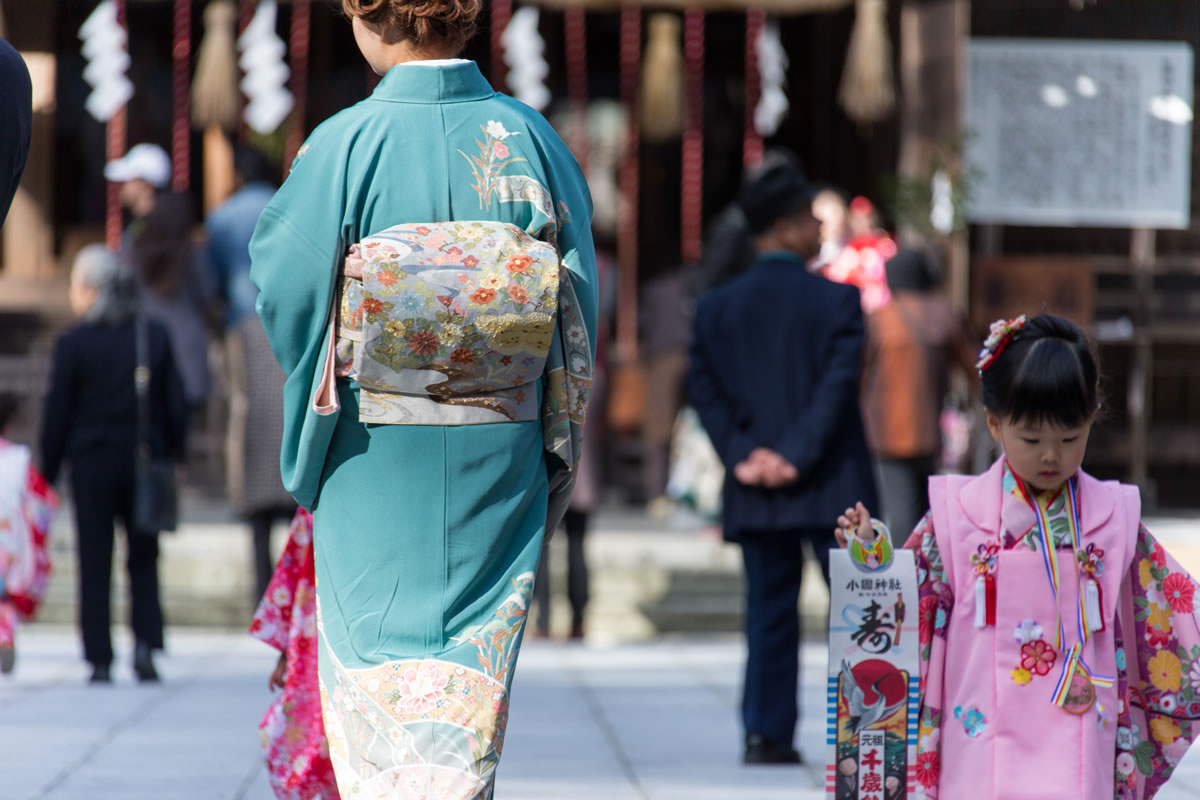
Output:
top-left (104, 143), bottom-right (214, 408)
top-left (103, 143), bottom-right (172, 218)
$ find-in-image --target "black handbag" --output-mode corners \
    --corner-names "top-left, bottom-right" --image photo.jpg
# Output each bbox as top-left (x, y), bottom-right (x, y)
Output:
top-left (132, 311), bottom-right (178, 533)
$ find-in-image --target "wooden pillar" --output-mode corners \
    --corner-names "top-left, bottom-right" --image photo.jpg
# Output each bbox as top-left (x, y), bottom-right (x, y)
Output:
top-left (4, 76), bottom-right (55, 279)
top-left (897, 0), bottom-right (968, 310)
top-left (1129, 227), bottom-right (1156, 500)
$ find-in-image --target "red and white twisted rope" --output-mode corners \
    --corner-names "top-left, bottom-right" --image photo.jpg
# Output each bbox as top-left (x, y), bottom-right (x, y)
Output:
top-left (285, 0), bottom-right (310, 175)
top-left (681, 8), bottom-right (704, 265)
top-left (743, 9), bottom-right (765, 169)
top-left (106, 0), bottom-right (128, 251)
top-left (171, 0), bottom-right (191, 191)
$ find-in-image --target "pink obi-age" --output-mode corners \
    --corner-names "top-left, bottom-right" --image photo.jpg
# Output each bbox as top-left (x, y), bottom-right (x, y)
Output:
top-left (913, 459), bottom-right (1200, 800)
top-left (250, 509), bottom-right (339, 800)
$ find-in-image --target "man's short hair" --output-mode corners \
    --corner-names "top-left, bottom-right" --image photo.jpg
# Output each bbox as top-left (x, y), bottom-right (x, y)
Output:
top-left (738, 165), bottom-right (817, 237)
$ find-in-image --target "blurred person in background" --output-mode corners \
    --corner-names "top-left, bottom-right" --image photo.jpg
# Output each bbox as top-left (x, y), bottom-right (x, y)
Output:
top-left (820, 195), bottom-right (896, 313)
top-left (688, 164), bottom-right (876, 765)
top-left (533, 250), bottom-right (613, 640)
top-left (106, 143), bottom-right (214, 410)
top-left (0, 394), bottom-right (57, 675)
top-left (207, 146), bottom-right (294, 603)
top-left (809, 187), bottom-right (849, 274)
top-left (861, 247), bottom-right (976, 545)
top-left (0, 37), bottom-right (31, 228)
top-left (40, 245), bottom-right (189, 684)
top-left (640, 268), bottom-right (691, 517)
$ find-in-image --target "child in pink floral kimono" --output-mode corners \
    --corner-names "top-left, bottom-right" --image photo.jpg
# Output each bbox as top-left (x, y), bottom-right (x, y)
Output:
top-left (249, 508), bottom-right (339, 800)
top-left (0, 394), bottom-right (56, 674)
top-left (837, 314), bottom-right (1200, 800)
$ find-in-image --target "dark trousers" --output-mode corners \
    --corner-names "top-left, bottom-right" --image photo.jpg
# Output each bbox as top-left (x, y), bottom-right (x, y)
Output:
top-left (71, 457), bottom-right (165, 667)
top-left (533, 510), bottom-right (590, 633)
top-left (875, 455), bottom-right (936, 546)
top-left (249, 505), bottom-right (296, 604)
top-left (740, 526), bottom-right (833, 746)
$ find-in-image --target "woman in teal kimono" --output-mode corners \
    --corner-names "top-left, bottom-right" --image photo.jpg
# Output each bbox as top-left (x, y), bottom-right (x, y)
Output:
top-left (249, 2), bottom-right (596, 797)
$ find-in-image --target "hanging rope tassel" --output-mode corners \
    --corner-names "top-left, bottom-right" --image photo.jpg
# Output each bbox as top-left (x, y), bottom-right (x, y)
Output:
top-left (640, 14), bottom-right (684, 142)
top-left (838, 0), bottom-right (895, 125)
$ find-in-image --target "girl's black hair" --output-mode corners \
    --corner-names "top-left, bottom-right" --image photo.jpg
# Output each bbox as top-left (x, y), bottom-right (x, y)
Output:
top-left (980, 314), bottom-right (1100, 429)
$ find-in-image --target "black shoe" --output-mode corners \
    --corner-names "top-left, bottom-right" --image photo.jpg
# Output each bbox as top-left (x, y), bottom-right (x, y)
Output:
top-left (743, 734), bottom-right (803, 765)
top-left (133, 642), bottom-right (160, 683)
top-left (89, 664), bottom-right (112, 684)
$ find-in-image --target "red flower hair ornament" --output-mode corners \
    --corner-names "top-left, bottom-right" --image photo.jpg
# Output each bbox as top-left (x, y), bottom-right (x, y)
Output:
top-left (976, 315), bottom-right (1027, 374)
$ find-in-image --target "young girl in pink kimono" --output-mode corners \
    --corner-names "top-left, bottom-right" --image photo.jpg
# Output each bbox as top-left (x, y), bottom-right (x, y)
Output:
top-left (0, 394), bottom-right (56, 675)
top-left (249, 508), bottom-right (339, 800)
top-left (837, 314), bottom-right (1200, 800)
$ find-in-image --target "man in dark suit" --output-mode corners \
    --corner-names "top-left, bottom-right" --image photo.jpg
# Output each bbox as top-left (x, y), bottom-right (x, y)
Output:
top-left (0, 37), bottom-right (33, 228)
top-left (688, 165), bottom-right (878, 765)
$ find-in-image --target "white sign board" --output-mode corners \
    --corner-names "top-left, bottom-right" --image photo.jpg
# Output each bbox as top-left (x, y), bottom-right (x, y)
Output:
top-left (966, 39), bottom-right (1194, 229)
top-left (826, 540), bottom-right (920, 800)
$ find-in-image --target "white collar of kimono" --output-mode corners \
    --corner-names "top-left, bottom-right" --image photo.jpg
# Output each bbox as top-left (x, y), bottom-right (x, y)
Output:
top-left (403, 58), bottom-right (472, 67)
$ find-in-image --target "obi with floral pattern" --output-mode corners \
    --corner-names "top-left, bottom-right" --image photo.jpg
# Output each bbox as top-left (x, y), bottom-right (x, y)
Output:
top-left (333, 221), bottom-right (574, 426)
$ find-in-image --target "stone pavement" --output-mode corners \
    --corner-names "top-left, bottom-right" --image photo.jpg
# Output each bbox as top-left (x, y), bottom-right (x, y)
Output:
top-left (3, 626), bottom-right (1200, 800)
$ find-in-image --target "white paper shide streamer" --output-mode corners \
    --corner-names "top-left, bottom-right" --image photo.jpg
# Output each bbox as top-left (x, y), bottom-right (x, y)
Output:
top-left (754, 20), bottom-right (788, 137)
top-left (501, 7), bottom-right (550, 112)
top-left (79, 1), bottom-right (134, 122)
top-left (238, 0), bottom-right (293, 134)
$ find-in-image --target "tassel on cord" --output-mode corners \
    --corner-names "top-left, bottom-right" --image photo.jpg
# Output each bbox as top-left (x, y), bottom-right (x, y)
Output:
top-left (974, 576), bottom-right (986, 628)
top-left (640, 13), bottom-right (685, 142)
top-left (1086, 579), bottom-right (1104, 633)
top-left (838, 0), bottom-right (896, 125)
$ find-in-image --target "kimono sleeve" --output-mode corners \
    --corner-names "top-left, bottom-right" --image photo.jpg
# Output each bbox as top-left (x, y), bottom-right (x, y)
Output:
top-left (1114, 524), bottom-right (1200, 800)
top-left (249, 509), bottom-right (314, 654)
top-left (249, 126), bottom-right (350, 509)
top-left (904, 512), bottom-right (954, 798)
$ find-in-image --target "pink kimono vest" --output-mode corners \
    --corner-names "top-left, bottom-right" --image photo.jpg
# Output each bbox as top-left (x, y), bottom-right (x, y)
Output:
top-left (929, 462), bottom-right (1140, 800)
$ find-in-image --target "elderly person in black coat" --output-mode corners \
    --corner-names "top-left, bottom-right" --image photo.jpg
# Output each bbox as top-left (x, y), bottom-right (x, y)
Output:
top-left (40, 245), bottom-right (188, 685)
top-left (688, 165), bottom-right (877, 765)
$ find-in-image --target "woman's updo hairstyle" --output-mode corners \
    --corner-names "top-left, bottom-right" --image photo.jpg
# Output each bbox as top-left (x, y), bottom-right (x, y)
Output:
top-left (980, 313), bottom-right (1101, 429)
top-left (343, 0), bottom-right (483, 55)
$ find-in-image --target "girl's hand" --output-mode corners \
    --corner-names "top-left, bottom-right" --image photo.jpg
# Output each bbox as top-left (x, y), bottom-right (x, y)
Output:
top-left (269, 652), bottom-right (287, 691)
top-left (834, 502), bottom-right (873, 548)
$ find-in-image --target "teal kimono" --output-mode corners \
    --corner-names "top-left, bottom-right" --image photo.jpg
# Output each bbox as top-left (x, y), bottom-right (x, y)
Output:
top-left (249, 61), bottom-right (596, 799)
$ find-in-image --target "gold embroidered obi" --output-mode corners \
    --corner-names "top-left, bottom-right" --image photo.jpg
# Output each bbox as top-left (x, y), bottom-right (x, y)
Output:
top-left (325, 221), bottom-right (564, 425)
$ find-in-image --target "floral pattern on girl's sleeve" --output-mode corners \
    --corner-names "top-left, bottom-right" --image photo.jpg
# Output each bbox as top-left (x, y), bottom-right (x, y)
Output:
top-left (1124, 524), bottom-right (1200, 799)
top-left (904, 511), bottom-right (951, 800)
top-left (905, 512), bottom-right (953, 664)
top-left (249, 509), bottom-right (313, 653)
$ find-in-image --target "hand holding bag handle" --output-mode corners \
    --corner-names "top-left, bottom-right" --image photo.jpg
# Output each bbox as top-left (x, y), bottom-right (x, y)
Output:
top-left (132, 307), bottom-right (179, 533)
